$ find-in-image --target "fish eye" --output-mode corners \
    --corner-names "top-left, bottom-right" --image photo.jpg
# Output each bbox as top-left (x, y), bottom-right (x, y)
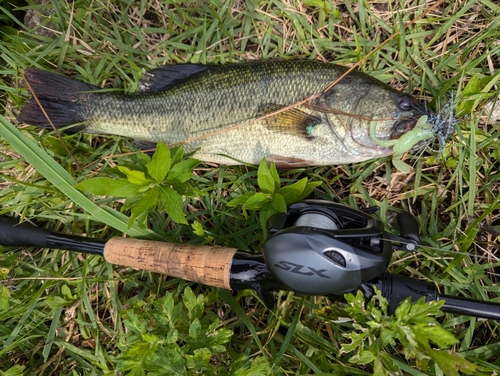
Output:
top-left (391, 119), bottom-right (415, 139)
top-left (398, 96), bottom-right (412, 111)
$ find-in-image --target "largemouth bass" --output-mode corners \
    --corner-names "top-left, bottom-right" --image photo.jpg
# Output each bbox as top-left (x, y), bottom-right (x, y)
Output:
top-left (17, 60), bottom-right (454, 169)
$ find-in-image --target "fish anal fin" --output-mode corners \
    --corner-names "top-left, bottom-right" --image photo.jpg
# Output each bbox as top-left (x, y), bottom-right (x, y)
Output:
top-left (259, 105), bottom-right (322, 139)
top-left (138, 64), bottom-right (208, 93)
top-left (268, 155), bottom-right (315, 168)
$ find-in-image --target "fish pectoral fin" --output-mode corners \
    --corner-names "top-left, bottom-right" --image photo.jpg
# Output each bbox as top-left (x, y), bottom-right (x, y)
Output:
top-left (259, 105), bottom-right (322, 139)
top-left (138, 64), bottom-right (208, 93)
top-left (267, 155), bottom-right (315, 168)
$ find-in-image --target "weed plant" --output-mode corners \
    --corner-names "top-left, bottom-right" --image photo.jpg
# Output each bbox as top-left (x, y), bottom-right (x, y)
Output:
top-left (1, 1), bottom-right (500, 375)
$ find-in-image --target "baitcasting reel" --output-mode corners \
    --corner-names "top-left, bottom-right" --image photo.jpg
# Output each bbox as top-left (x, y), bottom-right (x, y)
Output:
top-left (263, 200), bottom-right (395, 295)
top-left (262, 200), bottom-right (500, 318)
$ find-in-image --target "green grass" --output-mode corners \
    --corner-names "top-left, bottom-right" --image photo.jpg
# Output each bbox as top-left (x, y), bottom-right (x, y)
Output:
top-left (1, 0), bottom-right (500, 374)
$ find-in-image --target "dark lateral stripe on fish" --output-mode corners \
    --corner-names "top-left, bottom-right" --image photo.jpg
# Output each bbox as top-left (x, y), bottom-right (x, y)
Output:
top-left (17, 69), bottom-right (95, 129)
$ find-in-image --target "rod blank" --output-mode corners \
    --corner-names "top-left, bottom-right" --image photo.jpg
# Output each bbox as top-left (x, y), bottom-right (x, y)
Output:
top-left (0, 216), bottom-right (106, 254)
top-left (382, 273), bottom-right (500, 320)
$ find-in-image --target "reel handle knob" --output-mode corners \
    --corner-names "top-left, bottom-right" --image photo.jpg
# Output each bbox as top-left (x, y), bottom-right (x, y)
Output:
top-left (396, 212), bottom-right (421, 250)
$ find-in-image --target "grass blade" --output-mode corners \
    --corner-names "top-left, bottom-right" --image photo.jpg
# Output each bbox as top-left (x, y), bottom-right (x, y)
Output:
top-left (0, 114), bottom-right (160, 239)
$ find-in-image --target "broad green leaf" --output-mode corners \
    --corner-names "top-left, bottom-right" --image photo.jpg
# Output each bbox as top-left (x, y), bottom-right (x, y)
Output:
top-left (269, 162), bottom-right (280, 191)
top-left (118, 166), bottom-right (150, 185)
top-left (380, 327), bottom-right (397, 347)
top-left (415, 325), bottom-right (459, 348)
top-left (257, 159), bottom-right (275, 194)
top-left (279, 177), bottom-right (307, 204)
top-left (0, 285), bottom-right (10, 311)
top-left (158, 186), bottom-right (188, 224)
top-left (61, 285), bottom-right (74, 301)
top-left (186, 348), bottom-right (213, 371)
top-left (183, 286), bottom-right (204, 319)
top-left (169, 145), bottom-right (185, 165)
top-left (189, 319), bottom-right (202, 338)
top-left (341, 331), bottom-right (370, 353)
top-left (456, 73), bottom-right (500, 115)
top-left (445, 158), bottom-right (459, 168)
top-left (0, 267), bottom-right (9, 280)
top-left (302, 0), bottom-right (337, 14)
top-left (232, 357), bottom-right (270, 376)
top-left (192, 221), bottom-right (205, 237)
top-left (349, 350), bottom-right (376, 365)
top-left (146, 142), bottom-right (171, 183)
top-left (294, 181), bottom-right (322, 202)
top-left (409, 298), bottom-right (445, 319)
top-left (259, 201), bottom-right (277, 234)
top-left (373, 360), bottom-right (386, 376)
top-left (45, 296), bottom-right (73, 309)
top-left (395, 297), bottom-right (412, 321)
top-left (227, 191), bottom-right (255, 207)
top-left (129, 187), bottom-right (160, 227)
top-left (166, 158), bottom-right (200, 183)
top-left (456, 75), bottom-right (480, 115)
top-left (272, 192), bottom-right (287, 213)
top-left (75, 177), bottom-right (141, 197)
top-left (243, 192), bottom-right (270, 210)
top-left (427, 348), bottom-right (479, 376)
top-left (136, 150), bottom-right (151, 165)
top-left (2, 365), bottom-right (26, 376)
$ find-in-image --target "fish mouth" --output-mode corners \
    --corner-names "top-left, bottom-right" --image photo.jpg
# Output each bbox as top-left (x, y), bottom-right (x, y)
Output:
top-left (390, 94), bottom-right (434, 140)
top-left (390, 117), bottom-right (420, 139)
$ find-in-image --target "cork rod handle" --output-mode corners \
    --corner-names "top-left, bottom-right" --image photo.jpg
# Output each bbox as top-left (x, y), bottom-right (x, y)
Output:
top-left (103, 237), bottom-right (237, 289)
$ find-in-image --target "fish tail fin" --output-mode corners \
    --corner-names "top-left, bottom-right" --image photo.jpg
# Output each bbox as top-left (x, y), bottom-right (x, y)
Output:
top-left (17, 69), bottom-right (98, 130)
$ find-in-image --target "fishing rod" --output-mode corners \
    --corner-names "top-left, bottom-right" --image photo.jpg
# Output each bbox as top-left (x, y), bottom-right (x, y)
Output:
top-left (1, 200), bottom-right (499, 319)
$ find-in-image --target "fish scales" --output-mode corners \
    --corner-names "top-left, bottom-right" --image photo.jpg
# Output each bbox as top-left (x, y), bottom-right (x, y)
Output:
top-left (17, 60), bottom-right (439, 167)
top-left (84, 61), bottom-right (341, 139)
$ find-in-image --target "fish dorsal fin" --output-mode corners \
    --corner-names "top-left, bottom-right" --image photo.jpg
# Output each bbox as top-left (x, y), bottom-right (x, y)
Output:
top-left (259, 105), bottom-right (322, 139)
top-left (138, 64), bottom-right (208, 93)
